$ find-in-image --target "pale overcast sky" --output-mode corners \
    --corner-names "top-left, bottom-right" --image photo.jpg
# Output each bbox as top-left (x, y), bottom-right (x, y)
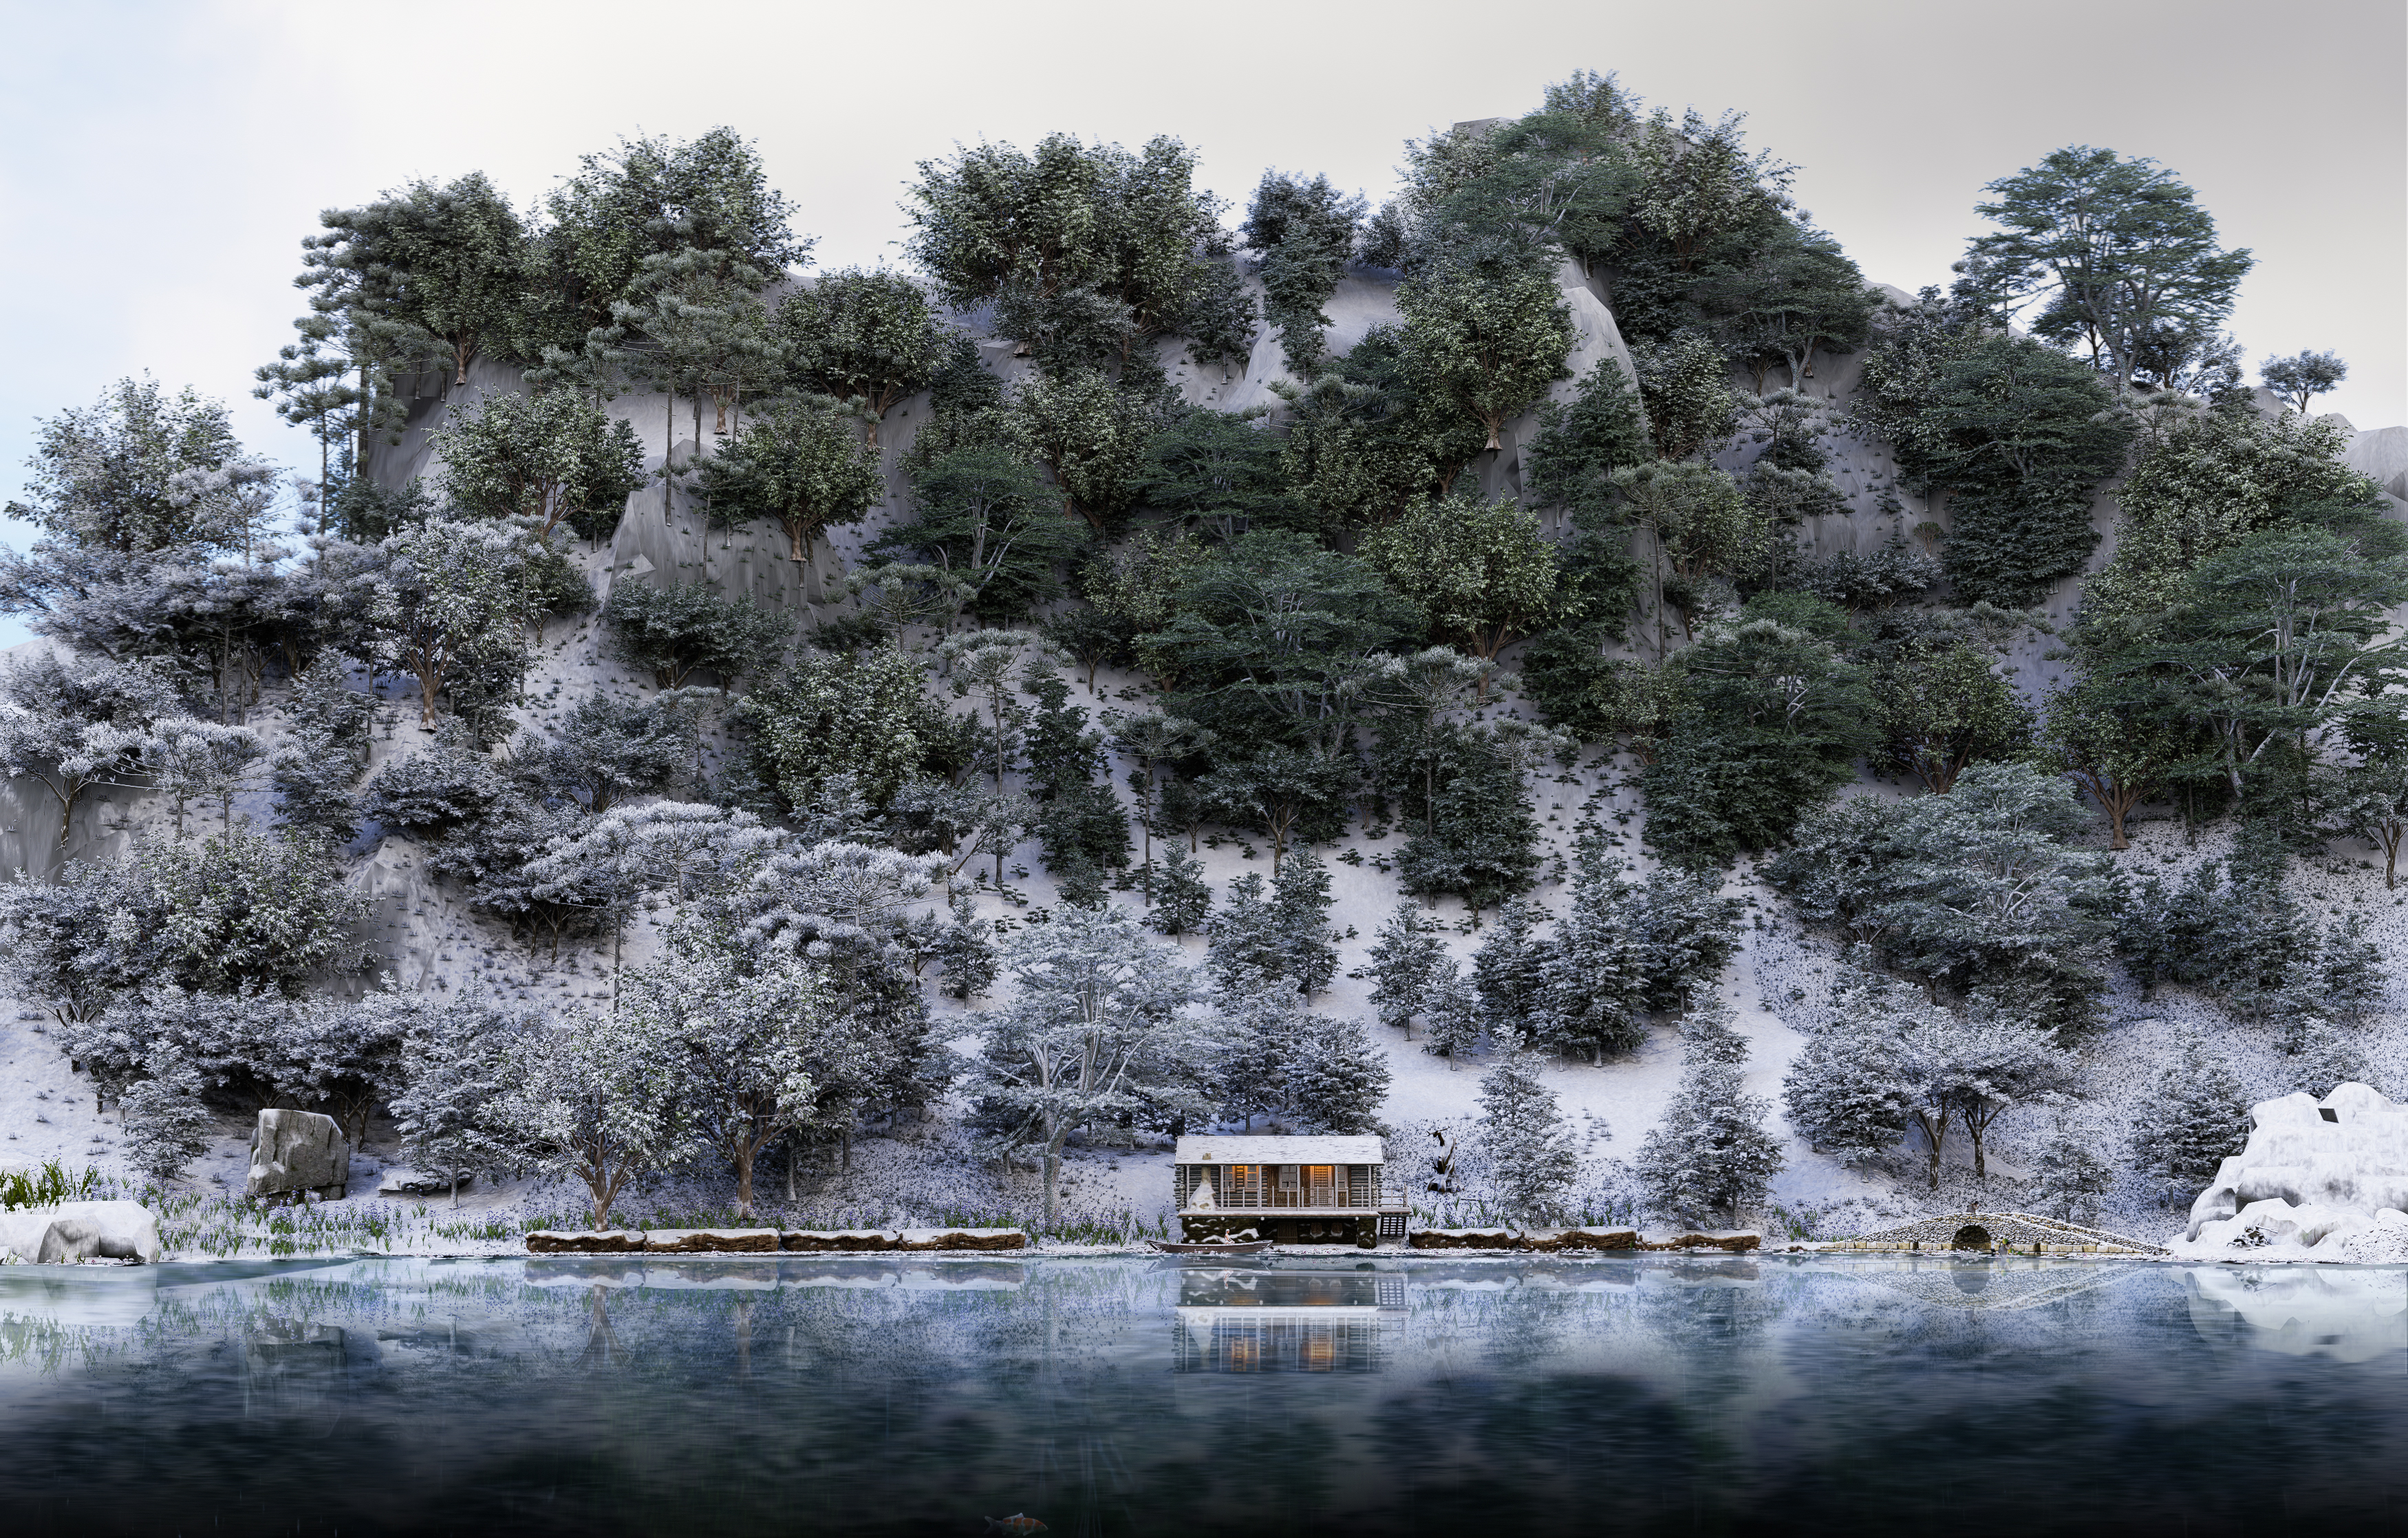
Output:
top-left (2, 0), bottom-right (2401, 533)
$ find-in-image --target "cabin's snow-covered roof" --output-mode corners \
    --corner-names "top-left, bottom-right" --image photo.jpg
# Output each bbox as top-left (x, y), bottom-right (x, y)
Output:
top-left (1174, 1135), bottom-right (1384, 1164)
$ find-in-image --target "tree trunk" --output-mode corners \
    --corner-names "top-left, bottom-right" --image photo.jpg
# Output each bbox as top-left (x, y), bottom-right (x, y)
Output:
top-left (1913, 1106), bottom-right (1949, 1191)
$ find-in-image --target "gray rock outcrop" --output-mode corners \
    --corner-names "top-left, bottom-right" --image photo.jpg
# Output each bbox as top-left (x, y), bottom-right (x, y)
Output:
top-left (248, 1109), bottom-right (351, 1200)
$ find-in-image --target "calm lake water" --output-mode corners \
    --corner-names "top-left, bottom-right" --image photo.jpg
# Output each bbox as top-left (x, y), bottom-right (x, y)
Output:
top-left (0, 1253), bottom-right (2404, 1537)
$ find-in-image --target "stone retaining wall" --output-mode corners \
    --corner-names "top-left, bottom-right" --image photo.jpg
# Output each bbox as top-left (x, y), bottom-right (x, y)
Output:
top-left (526, 1228), bottom-right (1027, 1254)
top-left (1408, 1228), bottom-right (1757, 1253)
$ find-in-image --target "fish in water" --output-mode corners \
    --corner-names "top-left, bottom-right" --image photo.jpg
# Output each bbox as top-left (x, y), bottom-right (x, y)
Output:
top-left (985, 1517), bottom-right (1049, 1535)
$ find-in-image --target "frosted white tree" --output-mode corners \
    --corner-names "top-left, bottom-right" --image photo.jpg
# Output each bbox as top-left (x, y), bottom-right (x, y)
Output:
top-left (140, 719), bottom-right (264, 837)
top-left (624, 930), bottom-right (830, 1220)
top-left (1476, 1043), bottom-right (1577, 1226)
top-left (387, 987), bottom-right (531, 1204)
top-left (0, 652), bottom-right (180, 848)
top-left (495, 1005), bottom-right (697, 1228)
top-left (966, 906), bottom-right (1205, 1225)
top-left (1635, 998), bottom-right (1784, 1226)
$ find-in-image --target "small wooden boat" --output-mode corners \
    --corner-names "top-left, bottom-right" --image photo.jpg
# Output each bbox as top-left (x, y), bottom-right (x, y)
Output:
top-left (1147, 1237), bottom-right (1276, 1254)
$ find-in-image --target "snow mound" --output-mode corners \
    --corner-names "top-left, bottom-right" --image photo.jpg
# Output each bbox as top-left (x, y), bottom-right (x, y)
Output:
top-left (2169, 1083), bottom-right (2408, 1261)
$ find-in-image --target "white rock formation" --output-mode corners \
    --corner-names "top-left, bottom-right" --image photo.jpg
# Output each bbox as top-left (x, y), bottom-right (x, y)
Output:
top-left (0, 1199), bottom-right (163, 1263)
top-left (248, 1109), bottom-right (351, 1199)
top-left (2171, 1083), bottom-right (2408, 1262)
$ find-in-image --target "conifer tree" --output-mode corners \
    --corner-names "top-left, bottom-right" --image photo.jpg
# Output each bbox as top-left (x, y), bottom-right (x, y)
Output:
top-left (119, 1055), bottom-right (216, 1187)
top-left (1206, 872), bottom-right (1287, 992)
top-left (2128, 1032), bottom-right (2251, 1200)
top-left (1269, 846), bottom-right (1339, 998)
top-left (2291, 1023), bottom-right (2373, 1099)
top-left (1635, 998), bottom-right (1784, 1225)
top-left (1366, 902), bottom-right (1448, 1038)
top-left (1781, 970), bottom-right (1914, 1166)
top-left (1538, 824), bottom-right (1647, 1061)
top-left (1287, 1014), bottom-right (1391, 1135)
top-left (1150, 847), bottom-right (1212, 938)
top-left (1423, 961), bottom-right (1484, 1068)
top-left (1476, 1043), bottom-right (1578, 1226)
top-left (2320, 915), bottom-right (2384, 1025)
top-left (1472, 899), bottom-right (1554, 1043)
top-left (2031, 1109), bottom-right (2113, 1226)
top-left (1021, 663), bottom-right (1130, 891)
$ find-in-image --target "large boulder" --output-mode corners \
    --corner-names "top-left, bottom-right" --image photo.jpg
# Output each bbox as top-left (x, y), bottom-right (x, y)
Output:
top-left (248, 1109), bottom-right (351, 1200)
top-left (0, 1200), bottom-right (163, 1263)
top-left (2174, 1083), bottom-right (2408, 1260)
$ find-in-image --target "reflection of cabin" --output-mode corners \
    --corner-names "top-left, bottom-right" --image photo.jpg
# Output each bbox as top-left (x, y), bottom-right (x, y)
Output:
top-left (1172, 1268), bottom-right (1407, 1373)
top-left (1174, 1135), bottom-right (1408, 1246)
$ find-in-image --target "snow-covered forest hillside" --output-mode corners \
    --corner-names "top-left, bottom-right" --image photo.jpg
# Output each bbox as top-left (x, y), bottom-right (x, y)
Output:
top-left (1, 74), bottom-right (2401, 1253)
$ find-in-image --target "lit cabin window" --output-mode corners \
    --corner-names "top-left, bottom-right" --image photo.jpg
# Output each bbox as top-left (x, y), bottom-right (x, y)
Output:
top-left (1306, 1166), bottom-right (1334, 1205)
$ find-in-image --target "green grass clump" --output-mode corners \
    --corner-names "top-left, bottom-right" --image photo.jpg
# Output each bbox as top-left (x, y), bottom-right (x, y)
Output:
top-left (0, 1160), bottom-right (103, 1210)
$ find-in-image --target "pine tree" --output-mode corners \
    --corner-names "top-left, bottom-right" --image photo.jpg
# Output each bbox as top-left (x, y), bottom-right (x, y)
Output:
top-left (1269, 846), bottom-right (1340, 997)
top-left (1536, 823), bottom-right (1646, 1061)
top-left (1472, 899), bottom-right (1554, 1044)
top-left (1632, 867), bottom-right (1741, 1012)
top-left (2032, 1110), bottom-right (2113, 1225)
top-left (271, 652), bottom-right (374, 848)
top-left (2128, 1032), bottom-right (2251, 1200)
top-left (2321, 915), bottom-right (2384, 1025)
top-left (1781, 973), bottom-right (1913, 1166)
top-left (1366, 902), bottom-right (1448, 1038)
top-left (1287, 1014), bottom-right (1392, 1135)
top-left (1476, 1046), bottom-right (1578, 1226)
top-left (936, 888), bottom-right (999, 1001)
top-left (1207, 872), bottom-right (1289, 992)
top-left (1150, 847), bottom-right (1212, 937)
top-left (1208, 967), bottom-right (1294, 1129)
top-left (1019, 664), bottom-right (1131, 884)
top-left (1423, 962), bottom-right (1484, 1068)
top-left (118, 1056), bottom-right (215, 1188)
top-left (1635, 1009), bottom-right (1785, 1226)
top-left (2292, 1022), bottom-right (2374, 1099)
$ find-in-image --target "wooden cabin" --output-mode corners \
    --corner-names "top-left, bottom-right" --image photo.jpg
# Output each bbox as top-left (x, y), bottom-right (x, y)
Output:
top-left (1174, 1135), bottom-right (1408, 1246)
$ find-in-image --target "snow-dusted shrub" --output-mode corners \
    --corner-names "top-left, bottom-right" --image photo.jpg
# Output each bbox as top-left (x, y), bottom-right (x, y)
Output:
top-left (511, 692), bottom-right (688, 813)
top-left (356, 723), bottom-right (513, 839)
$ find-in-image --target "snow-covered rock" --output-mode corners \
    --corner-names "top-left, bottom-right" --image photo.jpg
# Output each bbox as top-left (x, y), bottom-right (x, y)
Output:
top-left (2170, 1083), bottom-right (2408, 1260)
top-left (0, 1200), bottom-right (162, 1263)
top-left (247, 1109), bottom-right (351, 1200)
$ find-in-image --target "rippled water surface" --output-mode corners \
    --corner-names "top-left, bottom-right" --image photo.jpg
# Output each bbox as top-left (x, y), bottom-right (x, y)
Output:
top-left (1, 1253), bottom-right (2405, 1536)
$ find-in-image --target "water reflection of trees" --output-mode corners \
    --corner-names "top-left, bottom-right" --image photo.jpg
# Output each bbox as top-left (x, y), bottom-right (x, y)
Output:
top-left (1, 1259), bottom-right (2405, 1535)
